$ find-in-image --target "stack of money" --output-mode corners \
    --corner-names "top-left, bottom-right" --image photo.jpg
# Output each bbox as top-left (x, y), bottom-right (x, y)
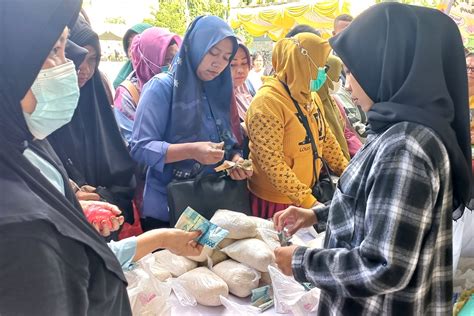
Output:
top-left (214, 159), bottom-right (253, 174)
top-left (175, 207), bottom-right (229, 249)
top-left (251, 285), bottom-right (274, 312)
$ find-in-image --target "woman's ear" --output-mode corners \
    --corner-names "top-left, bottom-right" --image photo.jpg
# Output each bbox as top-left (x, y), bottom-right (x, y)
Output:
top-left (20, 89), bottom-right (37, 114)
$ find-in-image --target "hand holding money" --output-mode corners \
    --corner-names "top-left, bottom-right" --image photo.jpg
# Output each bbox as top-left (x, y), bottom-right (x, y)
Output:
top-left (216, 157), bottom-right (253, 180)
top-left (175, 207), bottom-right (229, 249)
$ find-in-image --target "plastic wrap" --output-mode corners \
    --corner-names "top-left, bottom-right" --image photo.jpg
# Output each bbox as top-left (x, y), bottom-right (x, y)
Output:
top-left (210, 209), bottom-right (258, 239)
top-left (187, 245), bottom-right (214, 263)
top-left (177, 267), bottom-right (229, 306)
top-left (213, 259), bottom-right (261, 297)
top-left (221, 238), bottom-right (275, 272)
top-left (268, 266), bottom-right (320, 315)
top-left (153, 250), bottom-right (197, 277)
top-left (124, 254), bottom-right (172, 315)
top-left (257, 228), bottom-right (281, 251)
top-left (219, 295), bottom-right (260, 314)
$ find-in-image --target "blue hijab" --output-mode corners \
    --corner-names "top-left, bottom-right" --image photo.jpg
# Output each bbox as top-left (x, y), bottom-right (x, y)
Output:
top-left (167, 16), bottom-right (238, 153)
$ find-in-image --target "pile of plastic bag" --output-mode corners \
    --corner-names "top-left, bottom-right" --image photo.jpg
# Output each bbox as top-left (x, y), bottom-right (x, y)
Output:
top-left (125, 209), bottom-right (326, 314)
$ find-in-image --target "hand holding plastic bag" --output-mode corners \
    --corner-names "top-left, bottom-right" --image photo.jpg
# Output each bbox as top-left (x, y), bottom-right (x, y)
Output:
top-left (268, 266), bottom-right (320, 315)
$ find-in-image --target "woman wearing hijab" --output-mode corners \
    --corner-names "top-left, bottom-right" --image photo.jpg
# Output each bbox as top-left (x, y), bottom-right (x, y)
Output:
top-left (47, 16), bottom-right (137, 226)
top-left (315, 55), bottom-right (352, 160)
top-left (246, 33), bottom-right (348, 219)
top-left (231, 41), bottom-right (256, 157)
top-left (131, 16), bottom-right (252, 230)
top-left (325, 55), bottom-right (363, 156)
top-left (284, 27), bottom-right (363, 158)
top-left (114, 27), bottom-right (182, 143)
top-left (0, 0), bottom-right (132, 313)
top-left (231, 41), bottom-right (256, 122)
top-left (273, 3), bottom-right (472, 315)
top-left (113, 23), bottom-right (152, 89)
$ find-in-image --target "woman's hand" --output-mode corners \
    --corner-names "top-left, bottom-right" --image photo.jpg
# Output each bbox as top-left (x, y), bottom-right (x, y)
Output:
top-left (273, 206), bottom-right (317, 235)
top-left (162, 229), bottom-right (203, 256)
top-left (274, 245), bottom-right (299, 276)
top-left (228, 154), bottom-right (253, 180)
top-left (75, 185), bottom-right (101, 201)
top-left (192, 141), bottom-right (225, 165)
top-left (80, 201), bottom-right (124, 237)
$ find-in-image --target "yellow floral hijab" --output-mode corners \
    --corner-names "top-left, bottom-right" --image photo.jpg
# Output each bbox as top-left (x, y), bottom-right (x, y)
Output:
top-left (272, 33), bottom-right (331, 105)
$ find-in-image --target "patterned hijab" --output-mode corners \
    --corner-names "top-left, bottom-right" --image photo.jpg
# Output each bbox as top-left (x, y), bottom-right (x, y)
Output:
top-left (167, 16), bottom-right (238, 151)
top-left (112, 23), bottom-right (152, 89)
top-left (330, 2), bottom-right (472, 212)
top-left (130, 27), bottom-right (182, 89)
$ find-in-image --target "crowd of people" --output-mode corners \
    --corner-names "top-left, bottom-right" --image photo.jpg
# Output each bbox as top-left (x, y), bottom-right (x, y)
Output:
top-left (1, 0), bottom-right (473, 314)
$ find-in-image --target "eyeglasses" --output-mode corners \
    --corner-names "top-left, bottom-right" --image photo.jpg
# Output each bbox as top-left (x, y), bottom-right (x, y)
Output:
top-left (289, 38), bottom-right (330, 73)
top-left (467, 66), bottom-right (474, 74)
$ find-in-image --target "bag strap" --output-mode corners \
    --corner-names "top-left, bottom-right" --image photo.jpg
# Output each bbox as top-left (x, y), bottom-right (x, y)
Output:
top-left (279, 81), bottom-right (334, 190)
top-left (120, 80), bottom-right (140, 105)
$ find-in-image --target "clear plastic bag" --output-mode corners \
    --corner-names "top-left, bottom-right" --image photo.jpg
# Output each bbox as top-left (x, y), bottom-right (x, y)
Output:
top-left (210, 209), bottom-right (258, 239)
top-left (125, 254), bottom-right (172, 315)
top-left (256, 228), bottom-right (281, 251)
top-left (186, 245), bottom-right (213, 263)
top-left (170, 278), bottom-right (197, 307)
top-left (268, 266), bottom-right (320, 315)
top-left (221, 238), bottom-right (275, 272)
top-left (153, 250), bottom-right (197, 277)
top-left (176, 267), bottom-right (229, 306)
top-left (219, 295), bottom-right (260, 315)
top-left (213, 259), bottom-right (261, 297)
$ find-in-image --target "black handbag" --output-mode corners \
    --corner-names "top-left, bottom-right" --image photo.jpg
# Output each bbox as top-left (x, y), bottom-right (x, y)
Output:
top-left (280, 81), bottom-right (336, 204)
top-left (167, 171), bottom-right (251, 227)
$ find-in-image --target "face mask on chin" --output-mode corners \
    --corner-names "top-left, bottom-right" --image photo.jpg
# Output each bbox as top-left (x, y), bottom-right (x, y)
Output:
top-left (23, 60), bottom-right (80, 140)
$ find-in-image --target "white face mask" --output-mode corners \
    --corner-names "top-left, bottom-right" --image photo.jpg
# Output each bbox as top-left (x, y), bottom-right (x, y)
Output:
top-left (23, 60), bottom-right (80, 139)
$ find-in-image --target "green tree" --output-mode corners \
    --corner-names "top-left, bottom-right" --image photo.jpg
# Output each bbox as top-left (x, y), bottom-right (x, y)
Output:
top-left (105, 16), bottom-right (126, 25)
top-left (234, 26), bottom-right (254, 46)
top-left (145, 0), bottom-right (229, 36)
top-left (144, 1), bottom-right (187, 35)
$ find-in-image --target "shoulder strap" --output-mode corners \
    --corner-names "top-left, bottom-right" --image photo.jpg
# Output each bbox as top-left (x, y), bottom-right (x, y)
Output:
top-left (119, 80), bottom-right (140, 105)
top-left (279, 80), bottom-right (319, 158)
top-left (279, 81), bottom-right (334, 189)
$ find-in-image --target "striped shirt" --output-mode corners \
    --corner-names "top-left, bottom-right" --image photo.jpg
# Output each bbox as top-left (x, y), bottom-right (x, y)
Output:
top-left (292, 122), bottom-right (453, 315)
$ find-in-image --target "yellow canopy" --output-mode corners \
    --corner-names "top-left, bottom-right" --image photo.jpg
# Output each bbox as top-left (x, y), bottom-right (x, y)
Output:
top-left (230, 0), bottom-right (351, 41)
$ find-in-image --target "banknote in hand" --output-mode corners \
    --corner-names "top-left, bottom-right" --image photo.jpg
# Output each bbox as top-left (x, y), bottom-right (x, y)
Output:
top-left (175, 207), bottom-right (229, 249)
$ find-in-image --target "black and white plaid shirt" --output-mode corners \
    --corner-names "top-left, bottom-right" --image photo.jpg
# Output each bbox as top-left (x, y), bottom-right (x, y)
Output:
top-left (292, 122), bottom-right (453, 315)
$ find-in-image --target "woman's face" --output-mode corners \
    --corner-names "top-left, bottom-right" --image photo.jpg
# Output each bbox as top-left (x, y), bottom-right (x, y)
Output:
top-left (196, 37), bottom-right (234, 82)
top-left (127, 33), bottom-right (137, 59)
top-left (253, 55), bottom-right (263, 72)
top-left (344, 66), bottom-right (374, 112)
top-left (78, 45), bottom-right (98, 88)
top-left (21, 27), bottom-right (69, 114)
top-left (231, 47), bottom-right (250, 87)
top-left (164, 43), bottom-right (179, 67)
top-left (467, 55), bottom-right (474, 97)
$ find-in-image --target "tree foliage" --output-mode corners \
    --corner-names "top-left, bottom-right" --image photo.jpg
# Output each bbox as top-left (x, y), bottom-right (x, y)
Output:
top-left (145, 0), bottom-right (228, 36)
top-left (104, 16), bottom-right (126, 24)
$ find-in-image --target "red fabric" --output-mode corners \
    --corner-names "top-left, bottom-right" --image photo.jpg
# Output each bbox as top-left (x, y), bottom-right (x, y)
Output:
top-left (250, 192), bottom-right (290, 219)
top-left (119, 181), bottom-right (144, 240)
top-left (118, 202), bottom-right (143, 239)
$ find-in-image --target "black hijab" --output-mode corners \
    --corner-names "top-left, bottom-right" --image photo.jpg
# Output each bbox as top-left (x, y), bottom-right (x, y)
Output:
top-left (0, 0), bottom-right (126, 282)
top-left (330, 3), bottom-right (472, 214)
top-left (48, 16), bottom-right (137, 223)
